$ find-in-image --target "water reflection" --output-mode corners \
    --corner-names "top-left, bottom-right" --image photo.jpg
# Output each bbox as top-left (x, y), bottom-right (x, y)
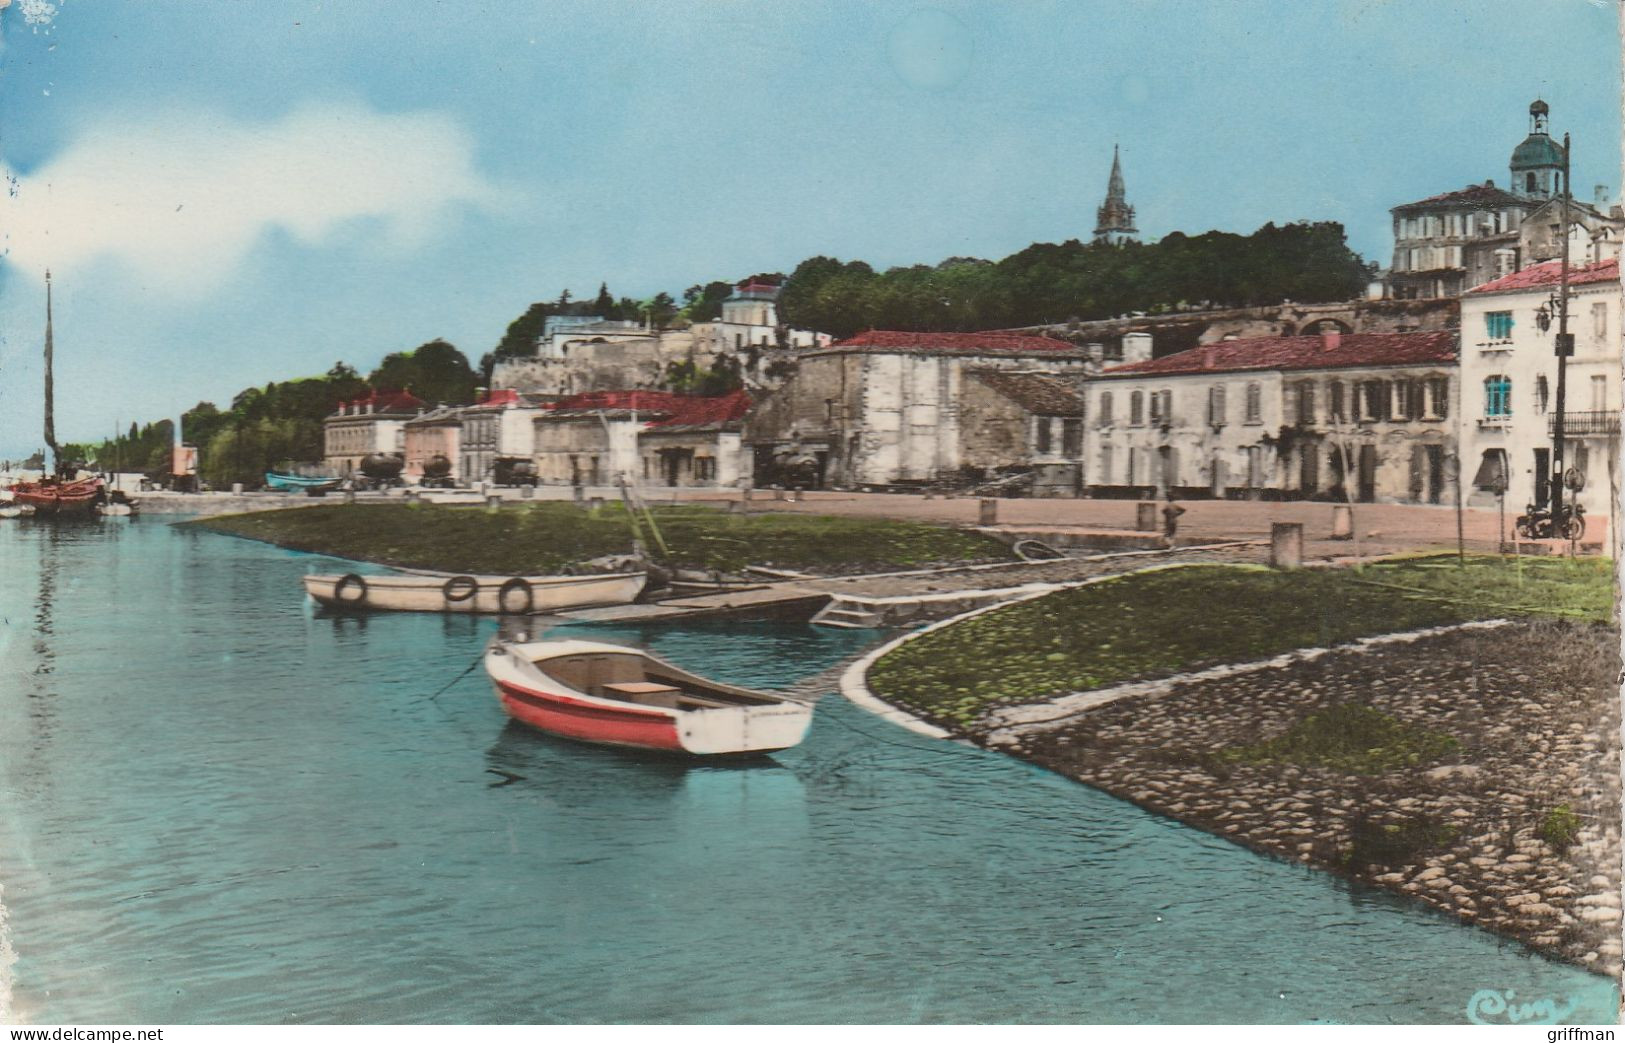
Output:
top-left (0, 518), bottom-right (1616, 1026)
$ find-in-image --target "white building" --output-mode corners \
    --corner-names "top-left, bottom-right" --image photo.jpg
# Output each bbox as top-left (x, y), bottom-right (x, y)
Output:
top-left (1457, 257), bottom-right (1619, 517)
top-left (1084, 330), bottom-right (1458, 503)
top-left (322, 390), bottom-right (426, 476)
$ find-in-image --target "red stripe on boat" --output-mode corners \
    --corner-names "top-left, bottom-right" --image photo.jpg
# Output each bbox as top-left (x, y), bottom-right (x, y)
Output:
top-left (496, 679), bottom-right (683, 751)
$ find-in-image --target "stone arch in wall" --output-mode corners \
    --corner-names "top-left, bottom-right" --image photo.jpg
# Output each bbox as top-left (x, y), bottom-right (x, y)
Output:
top-left (1302, 318), bottom-right (1353, 336)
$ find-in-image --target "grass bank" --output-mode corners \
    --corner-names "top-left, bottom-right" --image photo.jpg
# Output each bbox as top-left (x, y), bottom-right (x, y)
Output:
top-left (183, 502), bottom-right (1014, 574)
top-left (867, 555), bottom-right (1613, 728)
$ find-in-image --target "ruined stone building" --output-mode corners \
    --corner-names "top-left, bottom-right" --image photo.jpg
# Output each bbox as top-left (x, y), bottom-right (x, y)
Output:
top-left (743, 330), bottom-right (1093, 489)
top-left (1457, 257), bottom-right (1619, 516)
top-left (530, 389), bottom-right (751, 489)
top-left (959, 370), bottom-right (1089, 496)
top-left (1385, 100), bottom-right (1623, 300)
top-left (492, 280), bottom-right (827, 399)
top-left (321, 389), bottom-right (425, 476)
top-left (1084, 330), bottom-right (1458, 503)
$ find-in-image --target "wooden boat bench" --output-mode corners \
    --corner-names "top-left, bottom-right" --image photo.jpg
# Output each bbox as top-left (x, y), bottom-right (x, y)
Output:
top-left (600, 681), bottom-right (731, 711)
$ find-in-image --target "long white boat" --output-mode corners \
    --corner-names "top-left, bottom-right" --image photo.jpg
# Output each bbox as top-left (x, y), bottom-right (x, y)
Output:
top-left (484, 637), bottom-right (814, 756)
top-left (302, 570), bottom-right (645, 615)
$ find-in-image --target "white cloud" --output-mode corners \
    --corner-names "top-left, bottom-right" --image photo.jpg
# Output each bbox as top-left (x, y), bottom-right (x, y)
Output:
top-left (1, 102), bottom-right (515, 295)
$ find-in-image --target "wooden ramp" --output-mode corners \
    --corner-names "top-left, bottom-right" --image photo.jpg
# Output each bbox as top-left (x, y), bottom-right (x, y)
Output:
top-left (557, 584), bottom-right (830, 624)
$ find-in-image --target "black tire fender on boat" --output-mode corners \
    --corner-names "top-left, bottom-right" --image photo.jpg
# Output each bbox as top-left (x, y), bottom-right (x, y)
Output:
top-left (498, 577), bottom-right (533, 615)
top-left (334, 573), bottom-right (368, 605)
top-left (442, 575), bottom-right (479, 603)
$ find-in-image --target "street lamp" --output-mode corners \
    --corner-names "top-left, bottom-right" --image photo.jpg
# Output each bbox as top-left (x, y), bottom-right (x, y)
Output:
top-left (1529, 135), bottom-right (1577, 529)
top-left (1550, 133), bottom-right (1574, 531)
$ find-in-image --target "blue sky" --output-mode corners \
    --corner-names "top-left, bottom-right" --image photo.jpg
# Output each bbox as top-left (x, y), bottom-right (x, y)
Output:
top-left (0, 0), bottom-right (1619, 456)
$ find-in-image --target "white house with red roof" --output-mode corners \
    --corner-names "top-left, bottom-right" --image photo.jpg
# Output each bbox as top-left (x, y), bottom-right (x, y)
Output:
top-left (1458, 257), bottom-right (1619, 521)
top-left (743, 330), bottom-right (1094, 489)
top-left (322, 389), bottom-right (426, 476)
top-left (1085, 330), bottom-right (1458, 503)
top-left (530, 389), bottom-right (752, 488)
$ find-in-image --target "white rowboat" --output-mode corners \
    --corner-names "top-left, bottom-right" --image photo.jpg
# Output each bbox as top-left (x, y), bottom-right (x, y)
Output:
top-left (485, 637), bottom-right (814, 756)
top-left (303, 570), bottom-right (646, 615)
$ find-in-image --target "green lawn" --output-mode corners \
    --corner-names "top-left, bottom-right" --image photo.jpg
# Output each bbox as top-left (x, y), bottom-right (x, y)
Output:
top-left (184, 502), bottom-right (1013, 574)
top-left (868, 556), bottom-right (1615, 727)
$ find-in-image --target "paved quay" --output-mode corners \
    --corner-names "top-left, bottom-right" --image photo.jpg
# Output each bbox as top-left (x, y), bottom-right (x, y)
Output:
top-left (976, 620), bottom-right (1623, 978)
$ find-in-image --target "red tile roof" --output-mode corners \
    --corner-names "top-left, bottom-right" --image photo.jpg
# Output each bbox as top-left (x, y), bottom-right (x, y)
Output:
top-left (1101, 331), bottom-right (1456, 378)
top-left (648, 388), bottom-right (752, 429)
top-left (338, 389), bottom-right (426, 415)
top-left (544, 389), bottom-right (751, 429)
top-left (1392, 183), bottom-right (1524, 212)
top-left (1465, 257), bottom-right (1619, 295)
top-left (828, 330), bottom-right (1083, 355)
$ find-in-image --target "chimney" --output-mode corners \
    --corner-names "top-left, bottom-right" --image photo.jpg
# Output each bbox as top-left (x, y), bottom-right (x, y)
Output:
top-left (1485, 179), bottom-right (1495, 188)
top-left (1321, 330), bottom-right (1342, 352)
top-left (1121, 332), bottom-right (1153, 365)
top-left (1596, 185), bottom-right (1611, 207)
top-left (1085, 342), bottom-right (1104, 363)
top-left (1202, 346), bottom-right (1216, 370)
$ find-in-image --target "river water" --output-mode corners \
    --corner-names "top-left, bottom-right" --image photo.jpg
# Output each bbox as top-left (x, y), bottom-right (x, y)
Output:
top-left (0, 518), bottom-right (1614, 1024)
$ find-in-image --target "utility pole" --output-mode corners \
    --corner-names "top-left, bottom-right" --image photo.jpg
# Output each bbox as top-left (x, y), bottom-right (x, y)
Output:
top-left (1551, 133), bottom-right (1573, 527)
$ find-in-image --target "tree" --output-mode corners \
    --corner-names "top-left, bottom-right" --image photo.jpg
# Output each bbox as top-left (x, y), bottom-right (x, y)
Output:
top-left (681, 281), bottom-right (734, 323)
top-left (368, 339), bottom-right (478, 406)
top-left (641, 292), bottom-right (678, 330)
top-left (592, 282), bottom-right (615, 315)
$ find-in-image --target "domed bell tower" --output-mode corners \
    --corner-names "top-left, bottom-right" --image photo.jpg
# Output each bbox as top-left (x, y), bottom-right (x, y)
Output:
top-left (1511, 99), bottom-right (1566, 200)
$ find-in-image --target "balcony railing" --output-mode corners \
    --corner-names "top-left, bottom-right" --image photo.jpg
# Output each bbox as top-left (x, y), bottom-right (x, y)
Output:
top-left (1549, 411), bottom-right (1622, 437)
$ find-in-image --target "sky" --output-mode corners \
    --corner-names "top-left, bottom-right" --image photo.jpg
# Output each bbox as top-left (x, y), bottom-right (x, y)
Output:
top-left (0, 0), bottom-right (1619, 457)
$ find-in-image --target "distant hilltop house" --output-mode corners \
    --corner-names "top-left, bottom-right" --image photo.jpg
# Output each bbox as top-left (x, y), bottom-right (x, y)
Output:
top-left (743, 329), bottom-right (1094, 491)
top-left (491, 279), bottom-right (830, 399)
top-left (531, 388), bottom-right (752, 488)
top-left (1457, 256), bottom-right (1619, 513)
top-left (1085, 329), bottom-right (1457, 504)
top-left (321, 389), bottom-right (426, 476)
top-left (1381, 99), bottom-right (1623, 301)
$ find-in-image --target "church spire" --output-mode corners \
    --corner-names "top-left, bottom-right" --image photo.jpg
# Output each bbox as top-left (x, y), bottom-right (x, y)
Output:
top-left (1094, 145), bottom-right (1138, 245)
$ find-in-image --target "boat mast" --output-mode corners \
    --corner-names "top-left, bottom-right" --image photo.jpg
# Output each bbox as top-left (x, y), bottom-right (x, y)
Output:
top-left (43, 270), bottom-right (56, 474)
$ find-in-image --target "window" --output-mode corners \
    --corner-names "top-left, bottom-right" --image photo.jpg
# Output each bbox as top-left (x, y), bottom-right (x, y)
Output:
top-left (1098, 445), bottom-right (1113, 485)
top-left (1485, 311), bottom-right (1513, 340)
top-left (1526, 173), bottom-right (1537, 194)
top-left (1035, 417), bottom-right (1052, 454)
top-left (1207, 385), bottom-right (1227, 427)
top-left (1062, 419), bottom-right (1083, 457)
top-left (1535, 375), bottom-right (1549, 414)
top-left (1591, 375), bottom-right (1607, 412)
top-left (1244, 383), bottom-right (1262, 424)
top-left (1130, 390), bottom-right (1144, 426)
top-left (1298, 383), bottom-right (1317, 426)
top-left (695, 457), bottom-right (715, 481)
top-left (1483, 375), bottom-right (1512, 418)
top-left (1428, 377), bottom-right (1449, 420)
top-left (1099, 391), bottom-right (1114, 426)
top-left (1593, 301), bottom-right (1609, 343)
top-left (1149, 390), bottom-right (1163, 426)
top-left (1391, 380), bottom-right (1413, 421)
top-left (1356, 380), bottom-right (1388, 422)
top-left (1329, 381), bottom-right (1345, 422)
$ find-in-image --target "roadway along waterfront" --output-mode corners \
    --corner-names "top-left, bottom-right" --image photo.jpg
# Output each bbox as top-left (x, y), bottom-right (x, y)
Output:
top-left (0, 517), bottom-right (1614, 1024)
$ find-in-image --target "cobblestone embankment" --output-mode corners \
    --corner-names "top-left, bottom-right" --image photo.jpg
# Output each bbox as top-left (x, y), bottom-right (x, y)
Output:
top-left (974, 622), bottom-right (1622, 977)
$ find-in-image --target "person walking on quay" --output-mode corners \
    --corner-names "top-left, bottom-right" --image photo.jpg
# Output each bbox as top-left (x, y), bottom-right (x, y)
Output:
top-left (1161, 494), bottom-right (1186, 546)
